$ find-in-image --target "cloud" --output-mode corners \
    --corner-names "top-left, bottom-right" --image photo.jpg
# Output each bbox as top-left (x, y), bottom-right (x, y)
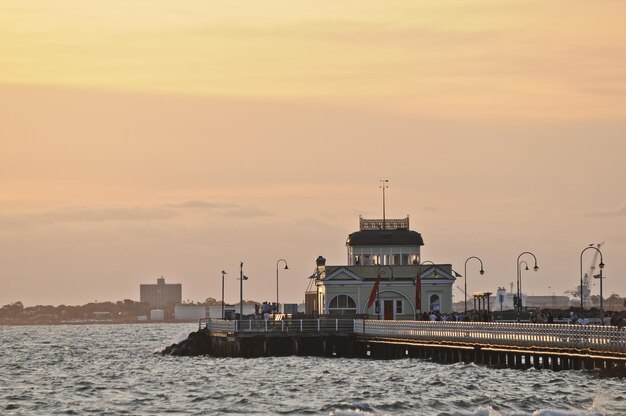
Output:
top-left (224, 206), bottom-right (273, 218)
top-left (170, 200), bottom-right (238, 209)
top-left (586, 205), bottom-right (626, 218)
top-left (168, 200), bottom-right (272, 218)
top-left (0, 207), bottom-right (177, 227)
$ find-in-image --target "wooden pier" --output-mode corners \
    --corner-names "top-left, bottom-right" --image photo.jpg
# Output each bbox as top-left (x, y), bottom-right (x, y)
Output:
top-left (163, 318), bottom-right (626, 375)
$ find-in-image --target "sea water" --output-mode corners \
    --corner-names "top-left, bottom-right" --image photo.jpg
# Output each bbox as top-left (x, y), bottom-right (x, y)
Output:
top-left (1, 323), bottom-right (625, 415)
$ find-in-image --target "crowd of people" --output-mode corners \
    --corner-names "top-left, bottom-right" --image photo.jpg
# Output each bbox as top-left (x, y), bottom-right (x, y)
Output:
top-left (416, 310), bottom-right (493, 322)
top-left (416, 309), bottom-right (626, 327)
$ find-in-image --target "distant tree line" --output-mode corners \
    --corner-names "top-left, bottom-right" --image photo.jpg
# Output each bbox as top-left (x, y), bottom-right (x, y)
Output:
top-left (0, 297), bottom-right (265, 325)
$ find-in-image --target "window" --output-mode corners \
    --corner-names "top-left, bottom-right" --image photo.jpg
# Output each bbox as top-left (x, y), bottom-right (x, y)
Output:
top-left (401, 254), bottom-right (409, 265)
top-left (393, 254), bottom-right (400, 265)
top-left (328, 294), bottom-right (357, 316)
top-left (395, 299), bottom-right (403, 314)
top-left (411, 254), bottom-right (419, 264)
top-left (354, 255), bottom-right (360, 265)
top-left (364, 254), bottom-right (371, 265)
top-left (430, 294), bottom-right (440, 312)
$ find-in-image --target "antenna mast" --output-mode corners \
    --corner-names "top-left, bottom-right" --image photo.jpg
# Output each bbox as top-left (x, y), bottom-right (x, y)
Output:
top-left (380, 179), bottom-right (389, 228)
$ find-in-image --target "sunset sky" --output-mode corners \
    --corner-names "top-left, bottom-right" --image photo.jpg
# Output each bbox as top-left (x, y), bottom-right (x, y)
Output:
top-left (1, 1), bottom-right (625, 307)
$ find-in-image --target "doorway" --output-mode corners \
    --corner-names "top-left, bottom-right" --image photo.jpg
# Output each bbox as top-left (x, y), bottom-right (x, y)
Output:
top-left (384, 300), bottom-right (394, 320)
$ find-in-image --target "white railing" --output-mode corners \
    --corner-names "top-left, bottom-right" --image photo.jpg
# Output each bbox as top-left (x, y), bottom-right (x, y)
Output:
top-left (354, 320), bottom-right (626, 353)
top-left (199, 318), bottom-right (353, 333)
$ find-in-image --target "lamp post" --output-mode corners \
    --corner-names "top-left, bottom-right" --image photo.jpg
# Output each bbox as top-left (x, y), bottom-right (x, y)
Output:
top-left (221, 270), bottom-right (227, 319)
top-left (516, 252), bottom-right (539, 322)
top-left (419, 260), bottom-right (437, 316)
top-left (596, 270), bottom-right (605, 324)
top-left (464, 256), bottom-right (485, 314)
top-left (276, 259), bottom-right (288, 314)
top-left (376, 265), bottom-right (394, 320)
top-left (239, 262), bottom-right (249, 319)
top-left (580, 245), bottom-right (604, 320)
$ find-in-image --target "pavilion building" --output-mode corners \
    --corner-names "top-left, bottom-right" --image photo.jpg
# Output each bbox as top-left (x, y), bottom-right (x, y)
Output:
top-left (309, 216), bottom-right (456, 319)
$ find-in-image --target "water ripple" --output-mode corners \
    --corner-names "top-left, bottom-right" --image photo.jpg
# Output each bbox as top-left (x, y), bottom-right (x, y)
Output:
top-left (1, 324), bottom-right (625, 415)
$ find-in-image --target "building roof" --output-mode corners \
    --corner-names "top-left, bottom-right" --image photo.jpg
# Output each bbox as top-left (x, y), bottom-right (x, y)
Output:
top-left (346, 229), bottom-right (424, 247)
top-left (320, 264), bottom-right (454, 282)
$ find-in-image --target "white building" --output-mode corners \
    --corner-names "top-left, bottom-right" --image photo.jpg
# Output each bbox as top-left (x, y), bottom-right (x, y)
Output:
top-left (174, 305), bottom-right (206, 321)
top-left (309, 216), bottom-right (456, 319)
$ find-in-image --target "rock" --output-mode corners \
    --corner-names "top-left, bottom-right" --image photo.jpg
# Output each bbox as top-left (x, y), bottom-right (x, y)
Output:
top-left (160, 328), bottom-right (211, 356)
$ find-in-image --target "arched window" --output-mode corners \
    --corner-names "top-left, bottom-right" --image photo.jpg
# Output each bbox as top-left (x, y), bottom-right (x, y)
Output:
top-left (328, 294), bottom-right (357, 316)
top-left (430, 294), bottom-right (440, 312)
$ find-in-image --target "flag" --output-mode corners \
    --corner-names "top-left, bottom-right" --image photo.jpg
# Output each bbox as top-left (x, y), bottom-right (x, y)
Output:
top-left (415, 270), bottom-right (421, 312)
top-left (367, 273), bottom-right (383, 308)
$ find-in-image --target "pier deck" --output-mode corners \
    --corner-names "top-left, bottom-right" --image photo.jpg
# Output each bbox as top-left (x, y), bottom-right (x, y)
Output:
top-left (165, 318), bottom-right (626, 374)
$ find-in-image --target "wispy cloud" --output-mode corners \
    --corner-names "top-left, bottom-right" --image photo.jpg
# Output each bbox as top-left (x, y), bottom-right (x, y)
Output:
top-left (224, 206), bottom-right (273, 218)
top-left (586, 205), bottom-right (626, 218)
top-left (170, 200), bottom-right (237, 209)
top-left (0, 207), bottom-right (177, 227)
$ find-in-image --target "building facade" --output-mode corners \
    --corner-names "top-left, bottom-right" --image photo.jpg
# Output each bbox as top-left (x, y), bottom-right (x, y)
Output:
top-left (139, 277), bottom-right (182, 307)
top-left (311, 216), bottom-right (456, 319)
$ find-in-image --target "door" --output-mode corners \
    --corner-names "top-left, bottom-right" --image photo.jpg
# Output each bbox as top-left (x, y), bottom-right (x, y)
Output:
top-left (384, 300), bottom-right (394, 320)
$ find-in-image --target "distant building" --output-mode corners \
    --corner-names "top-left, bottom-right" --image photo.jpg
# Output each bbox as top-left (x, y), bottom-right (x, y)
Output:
top-left (309, 216), bottom-right (456, 319)
top-left (140, 277), bottom-right (182, 307)
top-left (174, 305), bottom-right (206, 321)
top-left (150, 309), bottom-right (165, 321)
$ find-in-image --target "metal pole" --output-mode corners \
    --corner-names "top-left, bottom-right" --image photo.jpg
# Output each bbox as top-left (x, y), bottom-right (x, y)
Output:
top-left (464, 256), bottom-right (485, 315)
top-left (276, 259), bottom-right (288, 314)
top-left (580, 250), bottom-right (584, 319)
top-left (380, 179), bottom-right (388, 229)
top-left (580, 246), bottom-right (604, 318)
top-left (276, 262), bottom-right (279, 313)
top-left (580, 246), bottom-right (605, 321)
top-left (377, 283), bottom-right (380, 320)
top-left (516, 252), bottom-right (538, 322)
top-left (221, 270), bottom-right (226, 319)
top-left (599, 270), bottom-right (604, 325)
top-left (239, 262), bottom-right (243, 318)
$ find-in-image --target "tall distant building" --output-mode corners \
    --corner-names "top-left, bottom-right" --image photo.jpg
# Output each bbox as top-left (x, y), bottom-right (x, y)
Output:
top-left (140, 277), bottom-right (182, 307)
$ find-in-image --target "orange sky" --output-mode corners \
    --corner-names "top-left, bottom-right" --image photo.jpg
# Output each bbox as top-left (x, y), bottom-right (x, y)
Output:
top-left (1, 1), bottom-right (625, 306)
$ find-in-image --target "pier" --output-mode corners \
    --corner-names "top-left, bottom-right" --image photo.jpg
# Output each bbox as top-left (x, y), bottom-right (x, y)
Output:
top-left (162, 317), bottom-right (626, 374)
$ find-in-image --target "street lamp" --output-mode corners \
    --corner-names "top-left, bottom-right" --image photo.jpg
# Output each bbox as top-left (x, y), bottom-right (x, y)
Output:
top-left (596, 269), bottom-right (605, 324)
top-left (464, 256), bottom-right (485, 314)
top-left (516, 252), bottom-right (539, 322)
top-left (376, 265), bottom-right (394, 320)
top-left (221, 270), bottom-right (227, 319)
top-left (580, 245), bottom-right (605, 320)
top-left (417, 260), bottom-right (438, 317)
top-left (421, 260), bottom-right (438, 277)
top-left (239, 262), bottom-right (249, 319)
top-left (276, 259), bottom-right (288, 314)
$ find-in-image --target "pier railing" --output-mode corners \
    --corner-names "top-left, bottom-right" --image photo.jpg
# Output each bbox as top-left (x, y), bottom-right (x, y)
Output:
top-left (354, 320), bottom-right (626, 353)
top-left (199, 318), bottom-right (353, 334)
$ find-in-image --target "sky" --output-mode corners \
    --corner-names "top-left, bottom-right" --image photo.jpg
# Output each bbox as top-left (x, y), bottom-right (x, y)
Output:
top-left (1, 1), bottom-right (625, 307)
